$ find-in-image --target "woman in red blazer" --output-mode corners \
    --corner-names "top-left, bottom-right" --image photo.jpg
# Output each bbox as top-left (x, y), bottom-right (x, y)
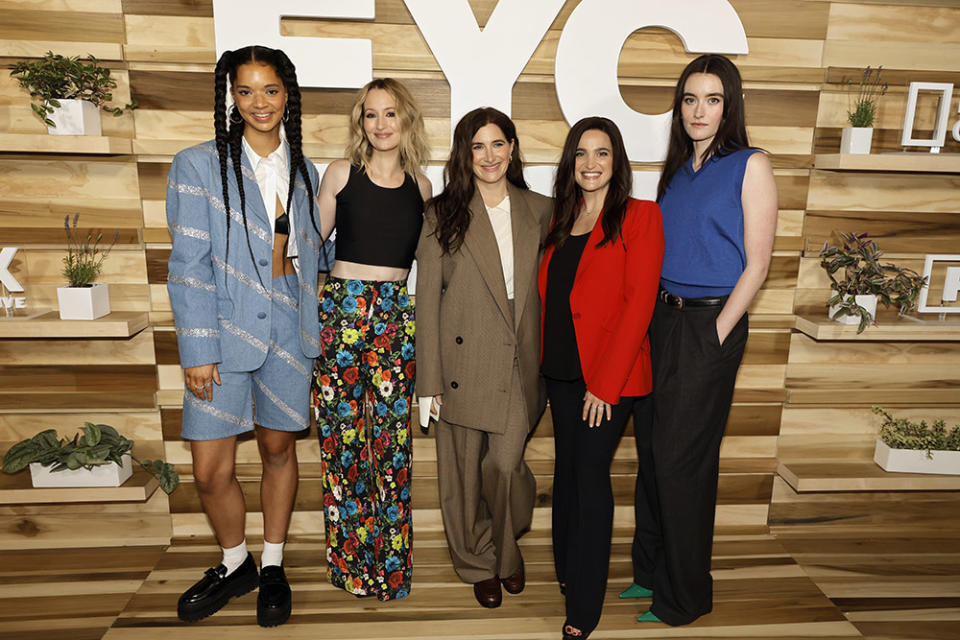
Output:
top-left (538, 117), bottom-right (663, 640)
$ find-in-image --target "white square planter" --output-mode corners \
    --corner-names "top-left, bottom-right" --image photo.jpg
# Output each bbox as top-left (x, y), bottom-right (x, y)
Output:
top-left (57, 282), bottom-right (110, 320)
top-left (840, 127), bottom-right (874, 154)
top-left (47, 99), bottom-right (102, 136)
top-left (829, 293), bottom-right (877, 325)
top-left (874, 440), bottom-right (960, 475)
top-left (29, 453), bottom-right (133, 487)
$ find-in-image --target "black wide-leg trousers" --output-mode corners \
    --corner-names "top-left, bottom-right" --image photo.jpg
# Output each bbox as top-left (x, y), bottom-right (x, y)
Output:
top-left (546, 376), bottom-right (642, 636)
top-left (630, 299), bottom-right (748, 626)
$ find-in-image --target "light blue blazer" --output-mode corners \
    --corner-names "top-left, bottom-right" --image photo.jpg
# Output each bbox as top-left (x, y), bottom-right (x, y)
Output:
top-left (166, 139), bottom-right (322, 372)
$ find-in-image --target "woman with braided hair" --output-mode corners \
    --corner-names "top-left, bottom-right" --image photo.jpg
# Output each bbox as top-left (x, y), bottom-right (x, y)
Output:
top-left (166, 45), bottom-right (324, 627)
top-left (311, 78), bottom-right (431, 600)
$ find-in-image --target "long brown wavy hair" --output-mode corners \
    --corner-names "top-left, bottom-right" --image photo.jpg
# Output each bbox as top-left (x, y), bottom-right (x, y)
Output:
top-left (432, 107), bottom-right (527, 255)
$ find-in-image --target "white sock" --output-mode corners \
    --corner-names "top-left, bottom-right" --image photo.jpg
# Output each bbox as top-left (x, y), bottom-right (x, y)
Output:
top-left (261, 540), bottom-right (285, 568)
top-left (221, 539), bottom-right (248, 576)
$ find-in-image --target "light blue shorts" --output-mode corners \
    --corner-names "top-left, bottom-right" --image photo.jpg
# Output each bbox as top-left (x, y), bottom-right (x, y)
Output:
top-left (181, 274), bottom-right (313, 441)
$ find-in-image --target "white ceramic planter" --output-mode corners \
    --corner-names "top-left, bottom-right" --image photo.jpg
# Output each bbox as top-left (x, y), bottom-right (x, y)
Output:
top-left (46, 99), bottom-right (102, 136)
top-left (840, 127), bottom-right (873, 154)
top-left (29, 453), bottom-right (133, 487)
top-left (874, 440), bottom-right (960, 475)
top-left (829, 293), bottom-right (878, 325)
top-left (57, 282), bottom-right (110, 320)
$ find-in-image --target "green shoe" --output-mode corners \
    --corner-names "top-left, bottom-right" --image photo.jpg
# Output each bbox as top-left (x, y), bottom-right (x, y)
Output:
top-left (618, 582), bottom-right (653, 599)
top-left (637, 610), bottom-right (662, 623)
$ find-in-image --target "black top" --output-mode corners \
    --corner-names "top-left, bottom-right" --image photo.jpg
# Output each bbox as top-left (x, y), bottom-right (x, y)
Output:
top-left (274, 211), bottom-right (290, 236)
top-left (335, 164), bottom-right (424, 269)
top-left (541, 233), bottom-right (591, 381)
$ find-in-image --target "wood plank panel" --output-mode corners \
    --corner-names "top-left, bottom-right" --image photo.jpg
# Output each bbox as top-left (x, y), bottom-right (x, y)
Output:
top-left (0, 410), bottom-right (161, 442)
top-left (0, 328), bottom-right (155, 365)
top-left (0, 9), bottom-right (124, 42)
top-left (807, 170), bottom-right (960, 213)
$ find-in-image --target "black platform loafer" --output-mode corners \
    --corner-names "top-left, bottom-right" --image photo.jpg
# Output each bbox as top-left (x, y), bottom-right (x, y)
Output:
top-left (177, 553), bottom-right (258, 622)
top-left (257, 564), bottom-right (292, 628)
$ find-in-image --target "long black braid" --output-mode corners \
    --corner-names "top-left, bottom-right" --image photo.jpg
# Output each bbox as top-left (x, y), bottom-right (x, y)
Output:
top-left (212, 45), bottom-right (323, 288)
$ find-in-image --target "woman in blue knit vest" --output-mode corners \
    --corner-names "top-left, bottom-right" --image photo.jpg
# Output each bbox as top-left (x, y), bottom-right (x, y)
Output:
top-left (620, 54), bottom-right (778, 627)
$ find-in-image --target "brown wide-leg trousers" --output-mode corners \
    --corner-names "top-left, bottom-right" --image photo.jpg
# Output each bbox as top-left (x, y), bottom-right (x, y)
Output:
top-left (434, 362), bottom-right (536, 584)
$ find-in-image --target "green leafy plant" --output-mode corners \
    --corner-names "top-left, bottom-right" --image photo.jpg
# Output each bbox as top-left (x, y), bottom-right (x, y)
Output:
top-left (2, 423), bottom-right (179, 494)
top-left (8, 51), bottom-right (137, 128)
top-left (874, 406), bottom-right (960, 458)
top-left (63, 213), bottom-right (117, 287)
top-left (846, 65), bottom-right (888, 128)
top-left (819, 231), bottom-right (927, 333)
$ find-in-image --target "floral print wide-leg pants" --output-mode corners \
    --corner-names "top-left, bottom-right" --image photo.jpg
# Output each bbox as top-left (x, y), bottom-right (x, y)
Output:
top-left (313, 277), bottom-right (415, 600)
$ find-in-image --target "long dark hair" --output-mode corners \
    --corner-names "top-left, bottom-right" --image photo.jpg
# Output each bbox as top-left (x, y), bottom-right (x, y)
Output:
top-left (432, 107), bottom-right (527, 255)
top-left (214, 45), bottom-right (319, 284)
top-left (657, 54), bottom-right (749, 202)
top-left (546, 117), bottom-right (632, 249)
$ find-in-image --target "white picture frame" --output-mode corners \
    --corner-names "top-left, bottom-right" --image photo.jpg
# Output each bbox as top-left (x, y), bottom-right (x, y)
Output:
top-left (901, 82), bottom-right (954, 152)
top-left (917, 254), bottom-right (960, 313)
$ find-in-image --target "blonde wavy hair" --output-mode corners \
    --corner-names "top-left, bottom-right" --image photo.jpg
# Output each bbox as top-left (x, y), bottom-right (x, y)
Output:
top-left (346, 78), bottom-right (429, 176)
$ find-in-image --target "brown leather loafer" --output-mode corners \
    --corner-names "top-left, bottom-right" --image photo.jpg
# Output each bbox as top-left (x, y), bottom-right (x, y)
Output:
top-left (501, 559), bottom-right (525, 595)
top-left (473, 575), bottom-right (502, 608)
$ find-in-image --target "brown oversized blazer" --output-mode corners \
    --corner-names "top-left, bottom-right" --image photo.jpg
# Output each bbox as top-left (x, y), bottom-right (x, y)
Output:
top-left (415, 183), bottom-right (553, 434)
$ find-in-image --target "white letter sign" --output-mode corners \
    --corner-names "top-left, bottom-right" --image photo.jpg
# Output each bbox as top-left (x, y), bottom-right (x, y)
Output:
top-left (403, 0), bottom-right (565, 138)
top-left (555, 0), bottom-right (748, 162)
top-left (901, 82), bottom-right (954, 153)
top-left (0, 247), bottom-right (24, 293)
top-left (212, 0), bottom-right (374, 88)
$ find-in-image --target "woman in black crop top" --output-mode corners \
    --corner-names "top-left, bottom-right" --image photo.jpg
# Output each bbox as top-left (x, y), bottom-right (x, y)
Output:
top-left (311, 78), bottom-right (432, 601)
top-left (415, 108), bottom-right (553, 610)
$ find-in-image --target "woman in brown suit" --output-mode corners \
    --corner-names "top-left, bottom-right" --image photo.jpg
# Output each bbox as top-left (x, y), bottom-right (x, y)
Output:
top-left (415, 107), bottom-right (552, 609)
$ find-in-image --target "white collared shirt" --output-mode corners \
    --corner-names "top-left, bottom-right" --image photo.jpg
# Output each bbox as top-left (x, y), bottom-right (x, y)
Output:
top-left (242, 135), bottom-right (299, 273)
top-left (485, 195), bottom-right (515, 300)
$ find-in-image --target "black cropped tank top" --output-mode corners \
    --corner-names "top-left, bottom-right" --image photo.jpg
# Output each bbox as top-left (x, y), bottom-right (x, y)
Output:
top-left (335, 165), bottom-right (424, 269)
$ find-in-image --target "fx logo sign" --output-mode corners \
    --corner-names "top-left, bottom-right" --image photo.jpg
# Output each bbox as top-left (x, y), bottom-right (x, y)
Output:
top-left (917, 254), bottom-right (960, 314)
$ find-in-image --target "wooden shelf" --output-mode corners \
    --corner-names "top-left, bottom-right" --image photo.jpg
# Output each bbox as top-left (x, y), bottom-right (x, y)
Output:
top-left (0, 469), bottom-right (159, 504)
top-left (0, 311), bottom-right (148, 338)
top-left (778, 460), bottom-right (960, 493)
top-left (0, 133), bottom-right (133, 155)
top-left (814, 152), bottom-right (960, 173)
top-left (795, 313), bottom-right (960, 341)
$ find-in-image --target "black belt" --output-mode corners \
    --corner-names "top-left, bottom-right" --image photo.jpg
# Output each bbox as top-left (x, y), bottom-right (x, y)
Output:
top-left (658, 288), bottom-right (727, 309)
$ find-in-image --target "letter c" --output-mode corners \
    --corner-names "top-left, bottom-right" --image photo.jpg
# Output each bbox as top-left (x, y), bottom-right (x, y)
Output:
top-left (555, 0), bottom-right (748, 162)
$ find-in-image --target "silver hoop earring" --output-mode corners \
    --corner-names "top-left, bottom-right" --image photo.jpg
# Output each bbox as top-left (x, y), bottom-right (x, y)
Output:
top-left (282, 109), bottom-right (289, 123)
top-left (229, 107), bottom-right (242, 124)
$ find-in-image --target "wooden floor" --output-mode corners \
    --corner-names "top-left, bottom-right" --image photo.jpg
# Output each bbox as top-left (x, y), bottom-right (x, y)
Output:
top-left (2, 486), bottom-right (957, 639)
top-left (770, 477), bottom-right (960, 640)
top-left (0, 526), bottom-right (855, 640)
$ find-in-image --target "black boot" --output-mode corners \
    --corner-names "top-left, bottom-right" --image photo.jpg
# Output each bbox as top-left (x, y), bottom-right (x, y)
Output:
top-left (257, 564), bottom-right (292, 627)
top-left (177, 553), bottom-right (258, 622)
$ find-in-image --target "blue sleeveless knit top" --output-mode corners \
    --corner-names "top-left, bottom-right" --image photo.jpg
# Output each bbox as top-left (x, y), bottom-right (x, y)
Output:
top-left (658, 147), bottom-right (760, 298)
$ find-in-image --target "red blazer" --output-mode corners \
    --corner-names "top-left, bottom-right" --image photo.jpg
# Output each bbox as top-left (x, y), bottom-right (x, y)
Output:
top-left (538, 198), bottom-right (664, 404)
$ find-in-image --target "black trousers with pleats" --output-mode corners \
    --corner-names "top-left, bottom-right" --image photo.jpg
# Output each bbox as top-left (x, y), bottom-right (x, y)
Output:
top-left (630, 299), bottom-right (748, 626)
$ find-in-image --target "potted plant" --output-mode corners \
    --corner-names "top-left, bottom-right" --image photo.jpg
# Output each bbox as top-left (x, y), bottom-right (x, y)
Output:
top-left (841, 65), bottom-right (887, 154)
top-left (2, 422), bottom-right (179, 492)
top-left (819, 231), bottom-right (927, 333)
top-left (873, 407), bottom-right (960, 475)
top-left (8, 51), bottom-right (137, 136)
top-left (57, 213), bottom-right (118, 320)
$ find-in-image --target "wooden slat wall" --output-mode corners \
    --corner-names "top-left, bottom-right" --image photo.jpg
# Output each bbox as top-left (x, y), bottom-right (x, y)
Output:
top-left (779, 0), bottom-right (960, 521)
top-left (0, 0), bottom-right (956, 555)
